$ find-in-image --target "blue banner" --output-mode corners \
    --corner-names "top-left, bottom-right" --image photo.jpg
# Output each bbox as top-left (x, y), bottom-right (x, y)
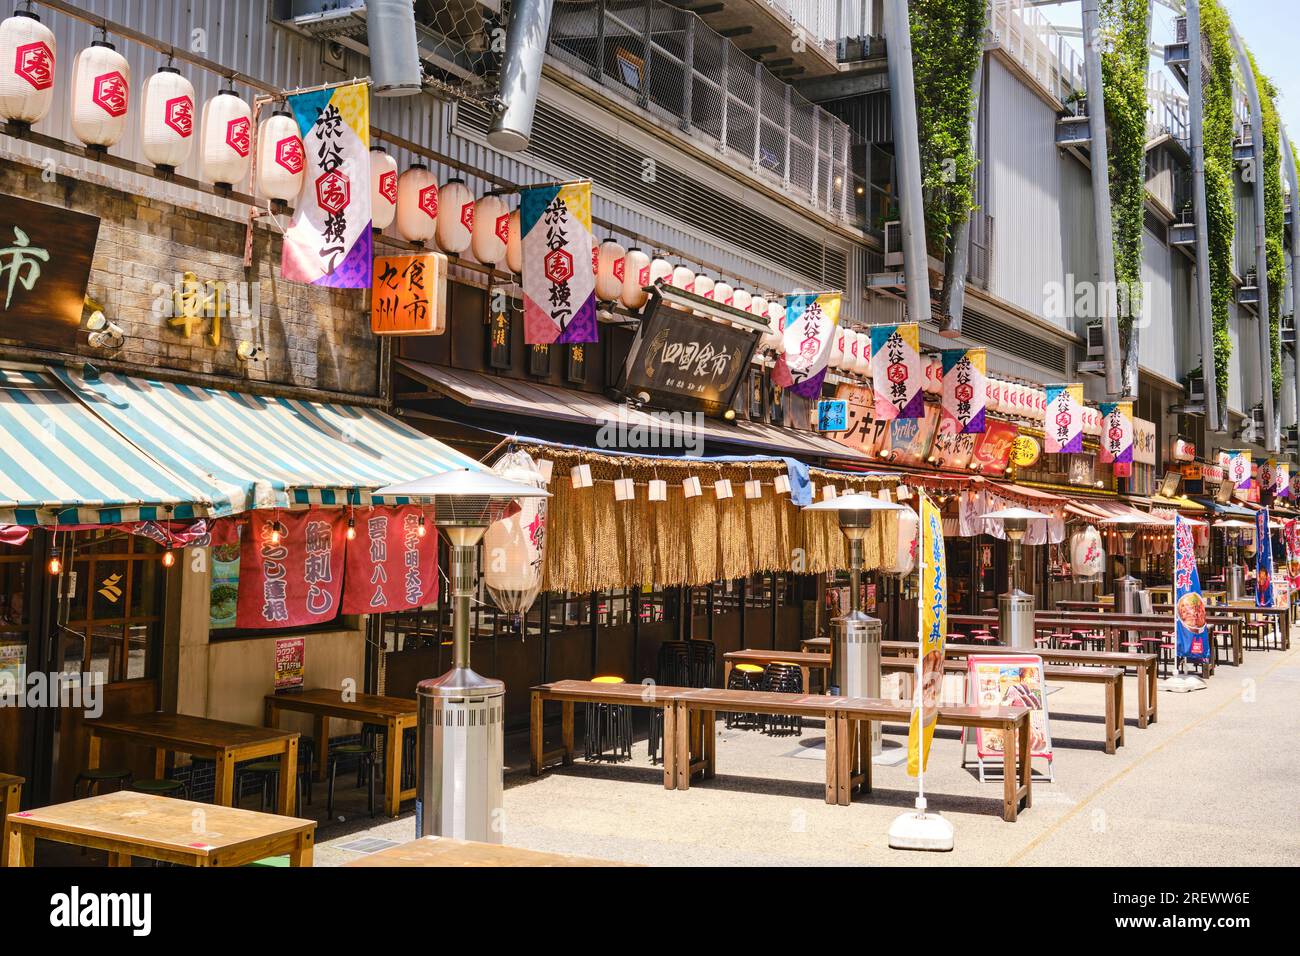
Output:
top-left (1173, 515), bottom-right (1210, 661)
top-left (1256, 508), bottom-right (1275, 608)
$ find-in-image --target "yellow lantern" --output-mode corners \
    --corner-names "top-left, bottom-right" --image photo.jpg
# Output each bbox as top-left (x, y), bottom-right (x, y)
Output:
top-left (200, 89), bottom-right (253, 187)
top-left (140, 67), bottom-right (195, 172)
top-left (370, 148), bottom-right (398, 231)
top-left (395, 163), bottom-right (438, 244)
top-left (71, 41), bottom-right (130, 148)
top-left (0, 11), bottom-right (56, 127)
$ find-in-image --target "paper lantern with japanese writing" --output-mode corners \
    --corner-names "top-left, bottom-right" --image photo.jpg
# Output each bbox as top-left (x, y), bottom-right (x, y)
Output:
top-left (139, 67), bottom-right (194, 172)
top-left (620, 247), bottom-right (651, 310)
top-left (369, 148), bottom-right (398, 230)
top-left (505, 208), bottom-right (522, 273)
top-left (692, 273), bottom-right (714, 300)
top-left (200, 89), bottom-right (252, 188)
top-left (396, 163), bottom-right (438, 244)
top-left (434, 178), bottom-right (474, 254)
top-left (0, 12), bottom-right (56, 127)
top-left (750, 293), bottom-right (768, 320)
top-left (884, 508), bottom-right (919, 576)
top-left (471, 192), bottom-right (509, 265)
top-left (831, 329), bottom-right (847, 370)
top-left (1070, 525), bottom-right (1105, 580)
top-left (766, 298), bottom-right (785, 326)
top-left (853, 331), bottom-right (871, 376)
top-left (595, 238), bottom-right (625, 302)
top-left (670, 264), bottom-right (695, 292)
top-left (713, 280), bottom-right (734, 308)
top-left (483, 450), bottom-right (548, 616)
top-left (71, 41), bottom-right (130, 147)
top-left (255, 109), bottom-right (303, 202)
top-left (731, 288), bottom-right (752, 314)
top-left (648, 255), bottom-right (673, 287)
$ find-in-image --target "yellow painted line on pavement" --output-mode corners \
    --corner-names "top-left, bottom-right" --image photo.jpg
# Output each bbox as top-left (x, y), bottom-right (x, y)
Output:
top-left (1007, 644), bottom-right (1297, 865)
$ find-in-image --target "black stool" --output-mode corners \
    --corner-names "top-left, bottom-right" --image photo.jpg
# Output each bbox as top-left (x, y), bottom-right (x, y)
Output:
top-left (74, 768), bottom-right (133, 797)
top-left (326, 741), bottom-right (376, 818)
top-left (584, 676), bottom-right (633, 763)
top-left (725, 664), bottom-right (765, 730)
top-left (760, 662), bottom-right (804, 736)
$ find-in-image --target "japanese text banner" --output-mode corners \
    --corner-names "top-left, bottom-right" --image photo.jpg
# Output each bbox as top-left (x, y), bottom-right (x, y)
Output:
top-left (237, 510), bottom-right (346, 629)
top-left (869, 323), bottom-right (923, 421)
top-left (1173, 515), bottom-right (1210, 661)
top-left (907, 492), bottom-right (946, 777)
top-left (1098, 401), bottom-right (1133, 477)
top-left (281, 82), bottom-right (372, 288)
top-left (1044, 384), bottom-right (1083, 454)
top-left (520, 181), bottom-right (597, 345)
top-left (778, 292), bottom-right (841, 398)
top-left (342, 506), bottom-right (439, 614)
top-left (940, 347), bottom-right (987, 434)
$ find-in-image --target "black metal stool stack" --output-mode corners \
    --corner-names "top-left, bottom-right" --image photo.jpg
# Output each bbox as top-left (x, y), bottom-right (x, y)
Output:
top-left (725, 663), bottom-right (765, 730)
top-left (648, 642), bottom-right (691, 763)
top-left (584, 676), bottom-right (633, 762)
top-left (760, 662), bottom-right (804, 736)
top-left (687, 640), bottom-right (716, 689)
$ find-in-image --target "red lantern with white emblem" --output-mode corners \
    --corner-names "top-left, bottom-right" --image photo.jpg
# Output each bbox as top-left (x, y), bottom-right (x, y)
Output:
top-left (140, 67), bottom-right (194, 172)
top-left (396, 163), bottom-right (437, 244)
top-left (0, 11), bottom-right (56, 128)
top-left (200, 88), bottom-right (252, 188)
top-left (369, 148), bottom-right (398, 231)
top-left (505, 208), bottom-right (522, 273)
top-left (620, 247), bottom-right (651, 310)
top-left (595, 239), bottom-right (625, 302)
top-left (255, 109), bottom-right (303, 204)
top-left (435, 178), bottom-right (473, 254)
top-left (471, 192), bottom-right (510, 265)
top-left (71, 41), bottom-right (129, 148)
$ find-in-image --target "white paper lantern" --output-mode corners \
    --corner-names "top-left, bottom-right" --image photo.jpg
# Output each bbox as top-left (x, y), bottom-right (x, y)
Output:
top-left (0, 12), bottom-right (56, 127)
top-left (732, 288), bottom-right (752, 314)
top-left (471, 192), bottom-right (510, 265)
top-left (760, 315), bottom-right (783, 351)
top-left (255, 109), bottom-right (303, 202)
top-left (988, 380), bottom-right (1002, 413)
top-left (766, 298), bottom-right (785, 325)
top-left (1070, 526), bottom-right (1105, 579)
top-left (621, 247), bottom-right (652, 310)
top-left (369, 148), bottom-right (398, 231)
top-left (854, 331), bottom-right (871, 376)
top-left (483, 450), bottom-right (548, 616)
top-left (832, 329), bottom-right (848, 370)
top-left (505, 208), bottom-right (522, 273)
top-left (693, 273), bottom-right (715, 300)
top-left (200, 89), bottom-right (252, 187)
top-left (139, 67), bottom-right (194, 172)
top-left (648, 255), bottom-right (673, 286)
top-left (750, 293), bottom-right (768, 319)
top-left (71, 41), bottom-right (129, 148)
top-left (435, 177), bottom-right (473, 254)
top-left (396, 164), bottom-right (438, 244)
top-left (888, 509), bottom-right (919, 576)
top-left (713, 280), bottom-right (734, 307)
top-left (595, 238), bottom-right (626, 301)
top-left (670, 264), bottom-right (695, 292)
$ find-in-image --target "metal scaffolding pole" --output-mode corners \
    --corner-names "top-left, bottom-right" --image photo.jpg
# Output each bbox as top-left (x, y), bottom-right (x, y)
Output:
top-left (1283, 125), bottom-right (1300, 444)
top-left (939, 53), bottom-right (984, 338)
top-left (1082, 0), bottom-right (1124, 397)
top-left (1186, 0), bottom-right (1222, 432)
top-left (885, 0), bottom-right (932, 325)
top-left (1230, 25), bottom-right (1278, 453)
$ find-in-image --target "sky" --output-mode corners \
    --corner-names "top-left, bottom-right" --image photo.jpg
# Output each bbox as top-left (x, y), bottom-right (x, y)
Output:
top-left (1036, 1), bottom-right (1300, 141)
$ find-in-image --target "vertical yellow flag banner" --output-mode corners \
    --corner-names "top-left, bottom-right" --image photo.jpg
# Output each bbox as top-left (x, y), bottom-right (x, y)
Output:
top-left (907, 492), bottom-right (947, 777)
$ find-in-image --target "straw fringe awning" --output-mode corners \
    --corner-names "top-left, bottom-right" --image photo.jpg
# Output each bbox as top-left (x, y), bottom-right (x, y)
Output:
top-left (512, 443), bottom-right (906, 593)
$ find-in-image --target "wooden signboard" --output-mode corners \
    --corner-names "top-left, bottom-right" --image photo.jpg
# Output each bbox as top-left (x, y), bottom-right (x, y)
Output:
top-left (0, 194), bottom-right (100, 352)
top-left (371, 253), bottom-right (447, 335)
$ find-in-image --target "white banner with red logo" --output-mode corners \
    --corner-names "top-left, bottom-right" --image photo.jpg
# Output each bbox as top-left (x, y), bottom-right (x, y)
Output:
top-left (940, 347), bottom-right (987, 434)
top-left (281, 82), bottom-right (372, 287)
top-left (1098, 401), bottom-right (1133, 477)
top-left (869, 323), bottom-right (923, 420)
top-left (1044, 384), bottom-right (1084, 454)
top-left (777, 292), bottom-right (841, 398)
top-left (520, 181), bottom-right (598, 344)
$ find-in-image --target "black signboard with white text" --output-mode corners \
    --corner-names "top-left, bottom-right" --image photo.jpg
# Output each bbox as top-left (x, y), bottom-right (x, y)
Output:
top-left (0, 194), bottom-right (100, 353)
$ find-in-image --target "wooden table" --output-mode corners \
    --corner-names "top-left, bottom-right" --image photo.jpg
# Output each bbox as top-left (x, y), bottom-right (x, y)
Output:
top-left (0, 773), bottom-right (22, 868)
top-left (1056, 601), bottom-right (1245, 665)
top-left (6, 790), bottom-right (315, 867)
top-left (88, 713), bottom-right (299, 815)
top-left (343, 835), bottom-right (630, 867)
top-left (265, 689), bottom-right (417, 818)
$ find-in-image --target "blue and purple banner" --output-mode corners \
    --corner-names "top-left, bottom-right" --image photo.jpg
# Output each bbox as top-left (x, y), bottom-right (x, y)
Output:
top-left (1256, 507), bottom-right (1275, 608)
top-left (521, 181), bottom-right (598, 345)
top-left (1173, 514), bottom-right (1210, 661)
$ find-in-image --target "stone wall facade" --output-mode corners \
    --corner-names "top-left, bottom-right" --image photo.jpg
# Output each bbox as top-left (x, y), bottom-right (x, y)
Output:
top-left (0, 153), bottom-right (378, 397)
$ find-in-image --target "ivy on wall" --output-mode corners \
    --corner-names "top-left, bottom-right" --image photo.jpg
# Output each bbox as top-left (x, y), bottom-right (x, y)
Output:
top-left (1099, 0), bottom-right (1149, 349)
top-left (1201, 0), bottom-right (1237, 407)
top-left (910, 0), bottom-right (986, 242)
top-left (1248, 50), bottom-right (1286, 401)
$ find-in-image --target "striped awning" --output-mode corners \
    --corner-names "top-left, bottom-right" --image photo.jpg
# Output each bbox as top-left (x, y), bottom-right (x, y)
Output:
top-left (51, 367), bottom-right (483, 519)
top-left (0, 367), bottom-right (208, 526)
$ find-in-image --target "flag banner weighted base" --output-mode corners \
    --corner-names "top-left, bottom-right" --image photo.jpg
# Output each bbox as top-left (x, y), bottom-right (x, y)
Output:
top-left (888, 802), bottom-right (955, 852)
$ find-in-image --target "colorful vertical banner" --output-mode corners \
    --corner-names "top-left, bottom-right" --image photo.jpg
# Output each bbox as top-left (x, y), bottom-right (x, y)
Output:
top-left (1283, 519), bottom-right (1300, 588)
top-left (1043, 384), bottom-right (1084, 454)
top-left (907, 492), bottom-right (946, 777)
top-left (1098, 401), bottom-right (1134, 477)
top-left (1256, 507), bottom-right (1275, 608)
top-left (520, 180), bottom-right (597, 345)
top-left (1173, 515), bottom-right (1210, 661)
top-left (778, 292), bottom-right (842, 398)
top-left (869, 323), bottom-right (923, 421)
top-left (940, 348), bottom-right (987, 434)
top-left (341, 506), bottom-right (439, 614)
top-left (281, 82), bottom-right (373, 287)
top-left (1224, 450), bottom-right (1251, 490)
top-left (236, 510), bottom-right (346, 629)
top-left (1276, 462), bottom-right (1291, 499)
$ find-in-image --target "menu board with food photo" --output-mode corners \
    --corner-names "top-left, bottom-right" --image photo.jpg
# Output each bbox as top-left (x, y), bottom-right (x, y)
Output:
top-left (209, 531), bottom-right (242, 630)
top-left (966, 655), bottom-right (1053, 771)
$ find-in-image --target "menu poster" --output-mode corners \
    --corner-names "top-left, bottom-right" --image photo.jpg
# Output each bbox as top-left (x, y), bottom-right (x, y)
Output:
top-left (968, 655), bottom-right (1052, 760)
top-left (274, 637), bottom-right (305, 690)
top-left (1173, 514), bottom-right (1210, 661)
top-left (341, 505), bottom-right (439, 614)
top-left (236, 509), bottom-right (346, 629)
top-left (1256, 508), bottom-right (1275, 609)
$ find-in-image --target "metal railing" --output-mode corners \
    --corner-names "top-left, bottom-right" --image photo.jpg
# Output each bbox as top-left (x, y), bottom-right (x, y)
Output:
top-left (985, 0), bottom-right (1085, 105)
top-left (1148, 71), bottom-right (1189, 145)
top-left (547, 0), bottom-right (859, 223)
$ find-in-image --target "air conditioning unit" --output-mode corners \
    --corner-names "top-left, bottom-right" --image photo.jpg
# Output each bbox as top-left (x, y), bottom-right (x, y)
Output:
top-left (1282, 315), bottom-right (1296, 346)
top-left (884, 220), bottom-right (904, 267)
top-left (1186, 371), bottom-right (1206, 403)
top-left (1251, 404), bottom-right (1266, 435)
top-left (1285, 425), bottom-right (1299, 451)
top-left (1085, 321), bottom-right (1105, 359)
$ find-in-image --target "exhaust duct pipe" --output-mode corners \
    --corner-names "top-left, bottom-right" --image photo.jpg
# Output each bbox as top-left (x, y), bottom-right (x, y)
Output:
top-left (488, 0), bottom-right (555, 152)
top-left (367, 0), bottom-right (423, 96)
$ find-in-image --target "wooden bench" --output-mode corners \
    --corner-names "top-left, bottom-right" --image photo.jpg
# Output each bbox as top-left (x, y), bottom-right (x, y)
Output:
top-left (671, 687), bottom-right (1033, 822)
top-left (0, 773), bottom-right (22, 869)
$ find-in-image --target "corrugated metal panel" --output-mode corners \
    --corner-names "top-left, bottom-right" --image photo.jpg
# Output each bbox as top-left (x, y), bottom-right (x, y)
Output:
top-left (1234, 183), bottom-right (1256, 277)
top-left (1138, 229), bottom-right (1176, 382)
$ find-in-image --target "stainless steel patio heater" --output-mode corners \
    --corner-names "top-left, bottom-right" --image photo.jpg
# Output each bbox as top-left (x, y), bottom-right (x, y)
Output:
top-left (805, 493), bottom-right (903, 754)
top-left (981, 508), bottom-right (1049, 650)
top-left (374, 469), bottom-right (550, 844)
top-left (1215, 518), bottom-right (1254, 601)
top-left (1101, 513), bottom-right (1166, 616)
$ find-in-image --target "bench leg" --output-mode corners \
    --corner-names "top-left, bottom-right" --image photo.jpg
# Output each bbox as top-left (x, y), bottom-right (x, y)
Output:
top-left (824, 710), bottom-right (837, 804)
top-left (1003, 725), bottom-right (1017, 822)
top-left (836, 713), bottom-right (852, 806)
top-left (1136, 664), bottom-right (1150, 729)
top-left (1115, 679), bottom-right (1124, 748)
top-left (674, 703), bottom-right (690, 791)
top-left (529, 692), bottom-right (543, 776)
top-left (561, 702), bottom-right (574, 766)
top-left (1019, 718), bottom-right (1032, 811)
top-left (701, 709), bottom-right (715, 780)
top-left (662, 704), bottom-right (677, 790)
top-left (1104, 680), bottom-right (1117, 755)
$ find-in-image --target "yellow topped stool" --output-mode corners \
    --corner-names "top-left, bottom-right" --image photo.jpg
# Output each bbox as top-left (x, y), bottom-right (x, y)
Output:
top-left (585, 676), bottom-right (632, 761)
top-left (592, 675), bottom-right (625, 684)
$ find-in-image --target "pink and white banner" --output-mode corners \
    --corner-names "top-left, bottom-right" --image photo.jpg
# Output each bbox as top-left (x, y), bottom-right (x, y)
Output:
top-left (1044, 384), bottom-right (1084, 454)
top-left (940, 348), bottom-right (987, 434)
top-left (778, 292), bottom-right (842, 398)
top-left (869, 323), bottom-right (923, 420)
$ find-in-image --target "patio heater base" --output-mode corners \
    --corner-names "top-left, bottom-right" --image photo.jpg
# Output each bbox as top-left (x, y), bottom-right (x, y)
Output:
top-left (888, 802), bottom-right (954, 852)
top-left (1159, 674), bottom-right (1208, 693)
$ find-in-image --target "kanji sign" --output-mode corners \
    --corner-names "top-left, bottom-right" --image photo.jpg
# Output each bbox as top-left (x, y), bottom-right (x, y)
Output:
top-left (341, 506), bottom-right (439, 614)
top-left (371, 253), bottom-right (447, 335)
top-left (235, 510), bottom-right (346, 629)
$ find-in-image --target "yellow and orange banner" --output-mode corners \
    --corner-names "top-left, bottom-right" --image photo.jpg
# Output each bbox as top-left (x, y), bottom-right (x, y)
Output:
top-left (907, 491), bottom-right (947, 777)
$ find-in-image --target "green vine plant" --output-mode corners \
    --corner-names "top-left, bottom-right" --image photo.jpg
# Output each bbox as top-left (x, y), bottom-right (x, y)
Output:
top-left (910, 0), bottom-right (986, 264)
top-left (1247, 50), bottom-right (1286, 402)
top-left (1099, 0), bottom-right (1150, 396)
top-left (1201, 0), bottom-right (1237, 412)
